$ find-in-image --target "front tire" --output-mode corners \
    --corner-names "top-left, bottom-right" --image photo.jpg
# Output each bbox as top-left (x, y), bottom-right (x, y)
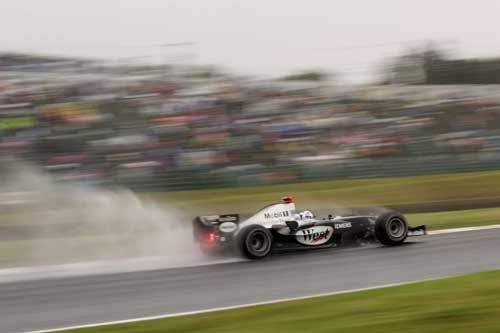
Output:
top-left (375, 211), bottom-right (408, 246)
top-left (237, 225), bottom-right (273, 259)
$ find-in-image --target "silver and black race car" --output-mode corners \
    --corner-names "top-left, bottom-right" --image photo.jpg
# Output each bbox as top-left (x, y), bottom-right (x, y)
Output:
top-left (193, 196), bottom-right (427, 259)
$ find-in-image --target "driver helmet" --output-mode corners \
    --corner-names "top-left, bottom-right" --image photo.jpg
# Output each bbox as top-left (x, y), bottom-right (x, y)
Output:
top-left (295, 210), bottom-right (315, 221)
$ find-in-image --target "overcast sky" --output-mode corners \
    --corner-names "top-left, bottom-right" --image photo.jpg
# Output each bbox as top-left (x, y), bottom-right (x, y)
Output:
top-left (2, 0), bottom-right (500, 82)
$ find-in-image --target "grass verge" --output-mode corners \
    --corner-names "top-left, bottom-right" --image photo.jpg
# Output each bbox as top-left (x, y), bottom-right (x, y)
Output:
top-left (61, 270), bottom-right (500, 333)
top-left (144, 170), bottom-right (500, 213)
top-left (407, 207), bottom-right (500, 230)
top-left (4, 170), bottom-right (500, 226)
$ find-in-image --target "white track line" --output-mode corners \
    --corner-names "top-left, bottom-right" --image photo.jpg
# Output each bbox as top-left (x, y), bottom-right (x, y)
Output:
top-left (427, 224), bottom-right (500, 235)
top-left (21, 275), bottom-right (457, 333)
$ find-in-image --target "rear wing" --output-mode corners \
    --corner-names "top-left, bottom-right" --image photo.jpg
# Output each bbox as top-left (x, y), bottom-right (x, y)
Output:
top-left (196, 214), bottom-right (240, 227)
top-left (193, 214), bottom-right (239, 242)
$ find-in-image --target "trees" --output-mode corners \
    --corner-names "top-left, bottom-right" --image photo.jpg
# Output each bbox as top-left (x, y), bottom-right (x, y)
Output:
top-left (282, 71), bottom-right (329, 82)
top-left (386, 45), bottom-right (500, 84)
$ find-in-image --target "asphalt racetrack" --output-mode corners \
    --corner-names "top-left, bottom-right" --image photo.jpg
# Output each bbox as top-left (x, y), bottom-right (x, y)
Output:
top-left (2, 229), bottom-right (500, 333)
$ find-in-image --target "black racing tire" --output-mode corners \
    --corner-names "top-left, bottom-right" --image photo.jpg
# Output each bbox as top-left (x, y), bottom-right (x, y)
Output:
top-left (375, 211), bottom-right (408, 246)
top-left (237, 225), bottom-right (273, 259)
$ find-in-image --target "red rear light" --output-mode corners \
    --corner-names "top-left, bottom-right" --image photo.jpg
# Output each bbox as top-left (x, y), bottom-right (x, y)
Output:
top-left (208, 232), bottom-right (216, 244)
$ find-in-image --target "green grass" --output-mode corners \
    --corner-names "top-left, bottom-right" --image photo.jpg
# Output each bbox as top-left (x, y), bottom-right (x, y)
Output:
top-left (143, 170), bottom-right (500, 214)
top-left (4, 170), bottom-right (500, 226)
top-left (60, 270), bottom-right (500, 333)
top-left (408, 207), bottom-right (500, 230)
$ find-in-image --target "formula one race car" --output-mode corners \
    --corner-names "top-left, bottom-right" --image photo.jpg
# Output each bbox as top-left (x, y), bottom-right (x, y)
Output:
top-left (193, 196), bottom-right (427, 259)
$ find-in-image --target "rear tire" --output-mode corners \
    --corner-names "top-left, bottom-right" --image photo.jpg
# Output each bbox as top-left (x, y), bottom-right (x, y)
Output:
top-left (375, 211), bottom-right (408, 246)
top-left (237, 225), bottom-right (273, 259)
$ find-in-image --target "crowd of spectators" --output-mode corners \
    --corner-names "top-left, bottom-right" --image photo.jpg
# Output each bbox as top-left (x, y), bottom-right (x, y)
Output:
top-left (2, 53), bottom-right (500, 190)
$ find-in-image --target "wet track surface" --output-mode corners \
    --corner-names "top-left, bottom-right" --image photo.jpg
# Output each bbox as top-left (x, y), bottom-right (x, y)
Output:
top-left (2, 229), bottom-right (500, 333)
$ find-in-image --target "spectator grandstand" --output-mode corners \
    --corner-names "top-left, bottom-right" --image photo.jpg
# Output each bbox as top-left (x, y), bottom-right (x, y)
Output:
top-left (2, 53), bottom-right (500, 190)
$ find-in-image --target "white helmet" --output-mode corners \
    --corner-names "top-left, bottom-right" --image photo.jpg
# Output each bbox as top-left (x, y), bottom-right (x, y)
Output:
top-left (295, 210), bottom-right (315, 221)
